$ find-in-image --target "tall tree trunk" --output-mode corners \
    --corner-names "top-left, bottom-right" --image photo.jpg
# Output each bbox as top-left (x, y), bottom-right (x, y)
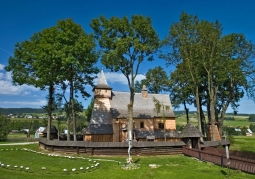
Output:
top-left (195, 86), bottom-right (203, 142)
top-left (127, 85), bottom-right (134, 163)
top-left (66, 108), bottom-right (70, 141)
top-left (219, 78), bottom-right (234, 138)
top-left (199, 98), bottom-right (206, 136)
top-left (209, 88), bottom-right (217, 141)
top-left (47, 84), bottom-right (54, 140)
top-left (183, 101), bottom-right (189, 124)
top-left (70, 79), bottom-right (77, 141)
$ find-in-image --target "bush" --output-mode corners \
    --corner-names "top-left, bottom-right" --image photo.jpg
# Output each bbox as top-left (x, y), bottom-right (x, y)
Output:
top-left (248, 114), bottom-right (255, 122)
top-left (227, 134), bottom-right (235, 144)
top-left (0, 113), bottom-right (11, 141)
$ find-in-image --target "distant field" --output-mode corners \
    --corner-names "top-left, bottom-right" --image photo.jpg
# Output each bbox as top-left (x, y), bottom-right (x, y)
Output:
top-left (176, 114), bottom-right (253, 127)
top-left (230, 136), bottom-right (255, 152)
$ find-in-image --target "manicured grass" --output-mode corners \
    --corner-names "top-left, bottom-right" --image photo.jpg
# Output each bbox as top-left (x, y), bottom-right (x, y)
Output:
top-left (0, 144), bottom-right (254, 179)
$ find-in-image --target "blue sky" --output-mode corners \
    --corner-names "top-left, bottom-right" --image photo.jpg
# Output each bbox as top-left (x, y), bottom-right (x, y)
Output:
top-left (0, 0), bottom-right (255, 114)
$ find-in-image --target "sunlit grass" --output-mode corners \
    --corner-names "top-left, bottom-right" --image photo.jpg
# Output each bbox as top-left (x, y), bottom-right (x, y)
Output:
top-left (0, 144), bottom-right (255, 179)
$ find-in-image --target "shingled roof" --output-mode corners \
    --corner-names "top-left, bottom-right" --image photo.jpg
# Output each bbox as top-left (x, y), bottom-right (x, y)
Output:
top-left (82, 124), bottom-right (113, 135)
top-left (93, 69), bottom-right (112, 90)
top-left (135, 129), bottom-right (179, 139)
top-left (179, 123), bottom-right (204, 138)
top-left (110, 91), bottom-right (175, 118)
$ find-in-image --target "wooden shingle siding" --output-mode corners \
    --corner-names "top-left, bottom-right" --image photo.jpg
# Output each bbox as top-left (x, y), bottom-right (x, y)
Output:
top-left (84, 134), bottom-right (113, 142)
top-left (207, 125), bottom-right (221, 141)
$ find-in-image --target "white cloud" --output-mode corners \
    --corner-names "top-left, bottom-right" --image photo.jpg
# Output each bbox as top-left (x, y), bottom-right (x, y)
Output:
top-left (5, 72), bottom-right (12, 81)
top-left (102, 72), bottom-right (146, 85)
top-left (0, 64), bottom-right (4, 70)
top-left (0, 99), bottom-right (47, 107)
top-left (0, 72), bottom-right (4, 79)
top-left (0, 72), bottom-right (39, 95)
top-left (22, 91), bottom-right (31, 95)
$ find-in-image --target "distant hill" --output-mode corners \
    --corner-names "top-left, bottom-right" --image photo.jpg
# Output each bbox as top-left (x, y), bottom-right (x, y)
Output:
top-left (174, 110), bottom-right (252, 116)
top-left (0, 108), bottom-right (47, 115)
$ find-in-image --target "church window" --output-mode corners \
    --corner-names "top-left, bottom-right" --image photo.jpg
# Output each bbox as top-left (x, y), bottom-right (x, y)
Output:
top-left (158, 123), bottom-right (164, 129)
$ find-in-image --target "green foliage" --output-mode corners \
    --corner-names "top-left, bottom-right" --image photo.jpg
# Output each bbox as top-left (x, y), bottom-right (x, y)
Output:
top-left (250, 124), bottom-right (255, 132)
top-left (227, 134), bottom-right (235, 144)
top-left (85, 98), bottom-right (94, 123)
top-left (162, 12), bottom-right (255, 139)
top-left (0, 114), bottom-right (11, 141)
top-left (249, 114), bottom-right (255, 122)
top-left (134, 66), bottom-right (169, 93)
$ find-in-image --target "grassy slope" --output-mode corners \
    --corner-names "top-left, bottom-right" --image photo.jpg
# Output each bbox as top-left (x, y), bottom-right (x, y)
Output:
top-left (0, 144), bottom-right (254, 179)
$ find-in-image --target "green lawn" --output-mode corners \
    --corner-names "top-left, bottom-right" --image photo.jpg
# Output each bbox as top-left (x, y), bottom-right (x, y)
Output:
top-left (0, 144), bottom-right (254, 179)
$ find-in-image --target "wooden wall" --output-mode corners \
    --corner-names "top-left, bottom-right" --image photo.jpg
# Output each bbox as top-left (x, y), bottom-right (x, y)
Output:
top-left (207, 125), bottom-right (221, 141)
top-left (84, 134), bottom-right (113, 142)
top-left (139, 138), bottom-right (181, 142)
top-left (112, 117), bottom-right (176, 142)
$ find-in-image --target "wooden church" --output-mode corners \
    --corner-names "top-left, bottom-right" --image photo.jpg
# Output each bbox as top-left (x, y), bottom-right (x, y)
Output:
top-left (82, 70), bottom-right (179, 142)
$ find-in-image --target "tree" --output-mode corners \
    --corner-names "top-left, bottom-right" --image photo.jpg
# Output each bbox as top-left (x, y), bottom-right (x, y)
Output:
top-left (168, 63), bottom-right (194, 125)
top-left (134, 66), bottom-right (169, 93)
top-left (91, 15), bottom-right (160, 162)
top-left (6, 25), bottom-right (63, 140)
top-left (152, 97), bottom-right (170, 142)
top-left (0, 114), bottom-right (10, 141)
top-left (55, 19), bottom-right (99, 141)
top-left (163, 12), bottom-right (255, 140)
top-left (162, 12), bottom-right (204, 138)
top-left (6, 19), bottom-right (99, 141)
top-left (85, 98), bottom-right (94, 123)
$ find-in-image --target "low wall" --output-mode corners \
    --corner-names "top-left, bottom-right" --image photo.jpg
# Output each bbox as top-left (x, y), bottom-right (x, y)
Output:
top-left (39, 138), bottom-right (185, 156)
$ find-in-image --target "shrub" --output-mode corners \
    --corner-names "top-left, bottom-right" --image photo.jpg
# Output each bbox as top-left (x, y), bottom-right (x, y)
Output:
top-left (248, 114), bottom-right (255, 122)
top-left (0, 113), bottom-right (11, 141)
top-left (227, 134), bottom-right (235, 144)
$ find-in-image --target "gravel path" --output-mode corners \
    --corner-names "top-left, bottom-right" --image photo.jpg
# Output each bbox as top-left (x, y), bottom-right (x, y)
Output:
top-left (0, 142), bottom-right (38, 146)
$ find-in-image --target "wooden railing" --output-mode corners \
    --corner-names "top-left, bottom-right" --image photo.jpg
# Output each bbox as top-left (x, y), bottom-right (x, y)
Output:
top-left (39, 138), bottom-right (184, 156)
top-left (182, 147), bottom-right (255, 174)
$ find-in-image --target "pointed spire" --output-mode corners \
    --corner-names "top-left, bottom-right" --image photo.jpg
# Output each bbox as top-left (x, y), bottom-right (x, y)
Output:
top-left (94, 69), bottom-right (112, 90)
top-left (142, 85), bottom-right (147, 91)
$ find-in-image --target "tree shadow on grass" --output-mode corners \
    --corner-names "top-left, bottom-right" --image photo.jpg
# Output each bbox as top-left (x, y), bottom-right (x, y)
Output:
top-left (133, 159), bottom-right (140, 163)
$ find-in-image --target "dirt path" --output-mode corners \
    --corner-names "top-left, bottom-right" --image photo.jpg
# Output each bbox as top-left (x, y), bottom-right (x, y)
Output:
top-left (0, 142), bottom-right (38, 146)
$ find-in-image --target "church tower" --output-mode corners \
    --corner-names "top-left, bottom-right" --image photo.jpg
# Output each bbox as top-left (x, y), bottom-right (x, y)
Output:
top-left (83, 69), bottom-right (114, 142)
top-left (93, 69), bottom-right (112, 98)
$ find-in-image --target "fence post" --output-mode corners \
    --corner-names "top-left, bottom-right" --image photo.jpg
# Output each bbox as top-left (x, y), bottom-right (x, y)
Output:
top-left (221, 155), bottom-right (223, 167)
top-left (199, 151), bottom-right (201, 160)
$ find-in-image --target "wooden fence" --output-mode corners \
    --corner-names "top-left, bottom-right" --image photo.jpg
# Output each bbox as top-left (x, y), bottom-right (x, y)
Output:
top-left (39, 138), bottom-right (184, 156)
top-left (182, 147), bottom-right (255, 174)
